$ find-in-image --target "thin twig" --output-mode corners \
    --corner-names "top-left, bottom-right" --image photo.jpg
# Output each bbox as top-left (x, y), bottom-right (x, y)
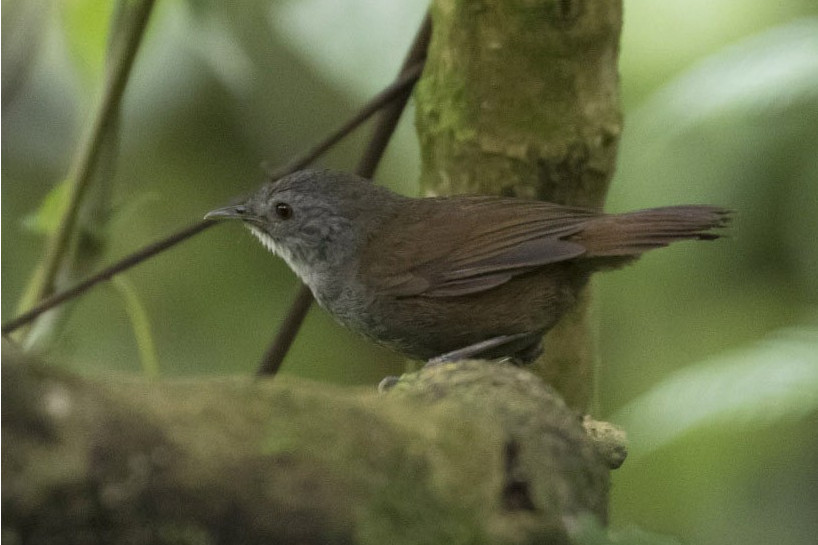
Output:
top-left (255, 287), bottom-right (315, 376)
top-left (355, 12), bottom-right (432, 178)
top-left (2, 221), bottom-right (215, 336)
top-left (256, 12), bottom-right (432, 377)
top-left (28, 0), bottom-right (156, 307)
top-left (2, 52), bottom-right (425, 336)
top-left (264, 62), bottom-right (424, 180)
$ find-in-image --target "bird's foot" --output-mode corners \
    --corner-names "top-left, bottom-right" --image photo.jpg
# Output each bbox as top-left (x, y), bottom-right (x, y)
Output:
top-left (377, 375), bottom-right (401, 393)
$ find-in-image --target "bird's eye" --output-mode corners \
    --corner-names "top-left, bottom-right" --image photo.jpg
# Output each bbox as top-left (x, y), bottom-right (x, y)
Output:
top-left (275, 202), bottom-right (293, 220)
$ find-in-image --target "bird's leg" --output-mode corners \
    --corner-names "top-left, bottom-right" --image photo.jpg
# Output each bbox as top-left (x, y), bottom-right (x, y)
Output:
top-left (426, 332), bottom-right (540, 366)
top-left (378, 333), bottom-right (542, 392)
top-left (512, 339), bottom-right (543, 365)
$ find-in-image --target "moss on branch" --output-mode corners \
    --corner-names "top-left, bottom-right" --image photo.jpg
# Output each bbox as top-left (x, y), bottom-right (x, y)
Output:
top-left (2, 346), bottom-right (623, 544)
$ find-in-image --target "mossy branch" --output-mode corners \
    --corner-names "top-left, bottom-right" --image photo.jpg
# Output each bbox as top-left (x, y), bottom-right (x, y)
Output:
top-left (2, 345), bottom-right (624, 544)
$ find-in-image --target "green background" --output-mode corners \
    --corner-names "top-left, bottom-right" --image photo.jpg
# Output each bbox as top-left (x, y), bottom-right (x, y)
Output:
top-left (3, 1), bottom-right (817, 543)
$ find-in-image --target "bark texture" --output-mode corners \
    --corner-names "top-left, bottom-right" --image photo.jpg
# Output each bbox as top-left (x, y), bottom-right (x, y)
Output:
top-left (1, 346), bottom-right (623, 545)
top-left (415, 0), bottom-right (623, 409)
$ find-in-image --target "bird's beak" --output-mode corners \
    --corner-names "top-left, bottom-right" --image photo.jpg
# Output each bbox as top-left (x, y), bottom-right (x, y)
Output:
top-left (204, 204), bottom-right (247, 221)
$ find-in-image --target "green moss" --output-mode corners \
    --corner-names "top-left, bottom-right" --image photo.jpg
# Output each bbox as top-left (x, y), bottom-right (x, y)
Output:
top-left (4, 348), bottom-right (613, 544)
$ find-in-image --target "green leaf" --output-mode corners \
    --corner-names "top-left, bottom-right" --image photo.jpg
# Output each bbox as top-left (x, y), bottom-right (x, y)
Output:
top-left (611, 322), bottom-right (818, 463)
top-left (108, 190), bottom-right (160, 230)
top-left (632, 18), bottom-right (818, 134)
top-left (61, 0), bottom-right (115, 84)
top-left (22, 178), bottom-right (71, 235)
top-left (570, 514), bottom-right (682, 545)
top-left (112, 275), bottom-right (160, 378)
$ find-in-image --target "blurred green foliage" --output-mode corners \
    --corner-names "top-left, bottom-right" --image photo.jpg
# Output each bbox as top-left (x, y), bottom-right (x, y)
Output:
top-left (2, 1), bottom-right (817, 544)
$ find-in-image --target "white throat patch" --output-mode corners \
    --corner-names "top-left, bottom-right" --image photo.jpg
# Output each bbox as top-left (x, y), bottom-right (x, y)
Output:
top-left (247, 225), bottom-right (319, 290)
top-left (248, 226), bottom-right (280, 256)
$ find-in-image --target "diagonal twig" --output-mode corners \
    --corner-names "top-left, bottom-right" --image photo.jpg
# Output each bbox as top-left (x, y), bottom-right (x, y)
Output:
top-left (256, 11), bottom-right (432, 377)
top-left (2, 59), bottom-right (425, 337)
top-left (2, 221), bottom-right (214, 336)
top-left (355, 12), bottom-right (432, 178)
top-left (264, 61), bottom-right (424, 181)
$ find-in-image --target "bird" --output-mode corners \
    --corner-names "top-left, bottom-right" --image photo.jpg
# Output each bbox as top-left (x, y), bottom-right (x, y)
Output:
top-left (205, 169), bottom-right (730, 364)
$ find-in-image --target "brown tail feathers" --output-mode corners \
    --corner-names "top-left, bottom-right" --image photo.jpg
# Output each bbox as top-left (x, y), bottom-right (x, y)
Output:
top-left (574, 205), bottom-right (732, 259)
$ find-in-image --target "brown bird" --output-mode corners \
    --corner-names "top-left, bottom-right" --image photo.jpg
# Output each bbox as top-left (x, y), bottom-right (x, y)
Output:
top-left (206, 169), bottom-right (730, 364)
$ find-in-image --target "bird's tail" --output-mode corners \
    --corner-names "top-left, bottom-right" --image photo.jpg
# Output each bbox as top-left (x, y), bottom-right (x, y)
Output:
top-left (575, 205), bottom-right (732, 260)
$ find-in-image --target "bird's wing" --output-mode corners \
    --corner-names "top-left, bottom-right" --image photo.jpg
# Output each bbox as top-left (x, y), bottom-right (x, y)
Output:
top-left (362, 197), bottom-right (596, 297)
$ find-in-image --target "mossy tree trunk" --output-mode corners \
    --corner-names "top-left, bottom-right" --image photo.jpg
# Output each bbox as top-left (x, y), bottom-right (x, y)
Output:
top-left (415, 0), bottom-right (623, 410)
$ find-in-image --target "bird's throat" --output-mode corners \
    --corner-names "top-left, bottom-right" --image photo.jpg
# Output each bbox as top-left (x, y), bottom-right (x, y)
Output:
top-left (248, 226), bottom-right (280, 256)
top-left (247, 225), bottom-right (322, 295)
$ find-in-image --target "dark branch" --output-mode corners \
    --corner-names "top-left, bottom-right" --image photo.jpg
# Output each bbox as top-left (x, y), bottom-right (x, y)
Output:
top-left (255, 287), bottom-right (315, 376)
top-left (355, 12), bottom-right (432, 178)
top-left (256, 12), bottom-right (432, 377)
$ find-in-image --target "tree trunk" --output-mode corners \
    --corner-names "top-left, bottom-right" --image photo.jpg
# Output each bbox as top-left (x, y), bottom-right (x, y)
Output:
top-left (415, 0), bottom-right (623, 410)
